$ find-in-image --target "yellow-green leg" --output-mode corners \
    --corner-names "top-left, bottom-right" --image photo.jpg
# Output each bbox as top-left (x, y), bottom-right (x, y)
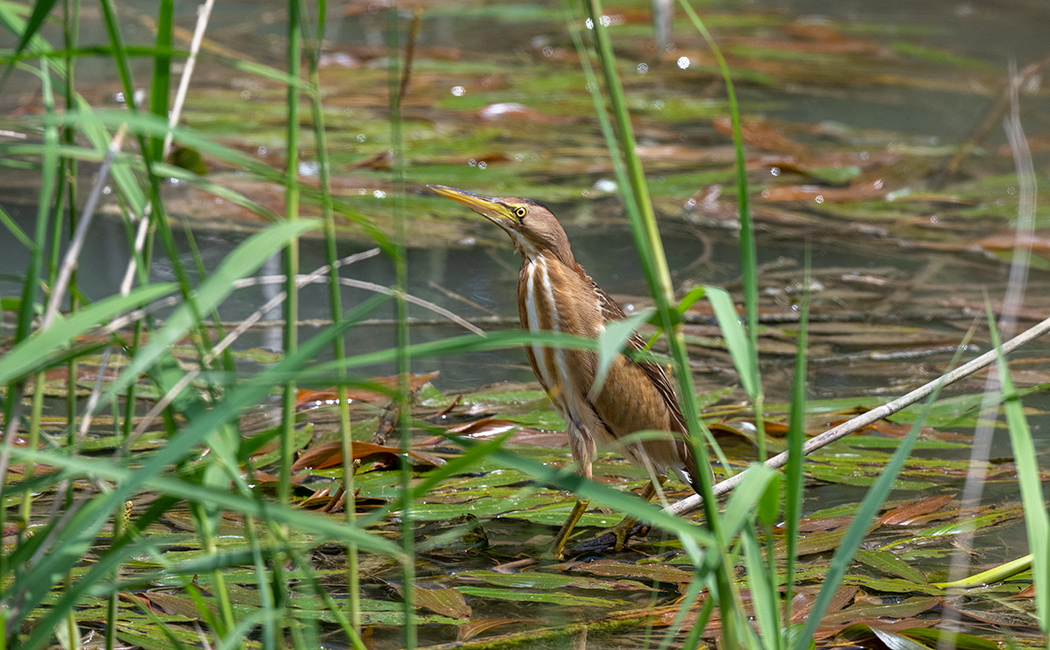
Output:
top-left (549, 498), bottom-right (589, 560)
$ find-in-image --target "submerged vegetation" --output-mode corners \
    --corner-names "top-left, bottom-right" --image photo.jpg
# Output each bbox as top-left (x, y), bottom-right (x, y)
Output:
top-left (0, 0), bottom-right (1049, 649)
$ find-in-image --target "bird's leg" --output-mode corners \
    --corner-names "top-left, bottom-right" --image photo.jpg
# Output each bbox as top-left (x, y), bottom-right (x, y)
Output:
top-left (609, 476), bottom-right (666, 551)
top-left (549, 498), bottom-right (590, 560)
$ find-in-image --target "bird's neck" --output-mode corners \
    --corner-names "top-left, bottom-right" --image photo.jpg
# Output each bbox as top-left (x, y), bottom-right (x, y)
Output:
top-left (517, 243), bottom-right (576, 271)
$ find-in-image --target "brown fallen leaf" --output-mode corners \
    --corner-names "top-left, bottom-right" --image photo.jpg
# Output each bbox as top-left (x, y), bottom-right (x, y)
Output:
top-left (294, 371), bottom-right (440, 408)
top-left (457, 618), bottom-right (530, 642)
top-left (880, 494), bottom-right (955, 526)
top-left (795, 515), bottom-right (856, 533)
top-left (291, 440), bottom-right (446, 472)
top-left (122, 591), bottom-right (210, 620)
top-left (821, 595), bottom-right (939, 624)
top-left (446, 418), bottom-right (522, 437)
top-left (1014, 584), bottom-right (1036, 598)
top-left (393, 583), bottom-right (472, 620)
top-left (759, 184), bottom-right (885, 203)
top-left (567, 559), bottom-right (693, 585)
top-left (791, 585), bottom-right (859, 623)
top-left (713, 116), bottom-right (808, 158)
top-left (350, 150), bottom-right (393, 170)
top-left (977, 232), bottom-right (1050, 253)
top-left (246, 467), bottom-right (310, 485)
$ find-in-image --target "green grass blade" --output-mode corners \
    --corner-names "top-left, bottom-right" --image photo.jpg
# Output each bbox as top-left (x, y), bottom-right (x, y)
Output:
top-left (720, 462), bottom-right (778, 541)
top-left (592, 308), bottom-right (655, 398)
top-left (743, 525), bottom-right (779, 648)
top-left (678, 0), bottom-right (767, 468)
top-left (8, 292), bottom-right (393, 647)
top-left (790, 366), bottom-right (958, 648)
top-left (783, 261), bottom-right (810, 626)
top-left (0, 203), bottom-right (33, 249)
top-left (988, 312), bottom-right (1050, 628)
top-left (1, 0), bottom-right (57, 84)
top-left (106, 220), bottom-right (319, 399)
top-left (147, 0), bottom-right (172, 161)
top-left (279, 0), bottom-right (302, 507)
top-left (483, 443), bottom-right (715, 550)
top-left (706, 286), bottom-right (757, 399)
top-left (384, 5), bottom-right (416, 647)
top-left (575, 0), bottom-right (724, 573)
top-left (0, 283), bottom-right (175, 385)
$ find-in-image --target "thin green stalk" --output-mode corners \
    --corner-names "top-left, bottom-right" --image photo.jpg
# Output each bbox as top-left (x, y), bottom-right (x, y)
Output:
top-left (988, 310), bottom-right (1050, 631)
top-left (97, 0), bottom-right (213, 364)
top-left (148, 0), bottom-right (172, 162)
top-left (280, 0), bottom-right (302, 507)
top-left (243, 516), bottom-right (276, 650)
top-left (678, 0), bottom-right (765, 462)
top-left (165, 1), bottom-right (239, 637)
top-left (60, 0), bottom-right (80, 448)
top-left (15, 57), bottom-right (58, 533)
top-left (272, 5), bottom-right (304, 648)
top-left (96, 0), bottom-right (213, 443)
top-left (59, 2), bottom-right (82, 646)
top-left (0, 56), bottom-right (57, 650)
top-left (301, 0), bottom-right (361, 634)
top-left (782, 253), bottom-right (809, 629)
top-left (581, 0), bottom-right (738, 643)
top-left (790, 336), bottom-right (973, 650)
top-left (386, 4), bottom-right (415, 647)
top-left (110, 0), bottom-right (234, 641)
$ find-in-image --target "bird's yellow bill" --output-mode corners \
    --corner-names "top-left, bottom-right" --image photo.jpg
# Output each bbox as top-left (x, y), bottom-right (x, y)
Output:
top-left (427, 184), bottom-right (514, 222)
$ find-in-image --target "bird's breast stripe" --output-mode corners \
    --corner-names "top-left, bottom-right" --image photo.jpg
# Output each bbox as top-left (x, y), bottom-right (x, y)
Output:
top-left (539, 258), bottom-right (573, 405)
top-left (524, 261), bottom-right (555, 392)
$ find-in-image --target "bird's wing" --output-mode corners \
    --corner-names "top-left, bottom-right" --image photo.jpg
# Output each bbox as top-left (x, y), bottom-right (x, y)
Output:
top-left (589, 278), bottom-right (703, 490)
top-left (590, 280), bottom-right (688, 435)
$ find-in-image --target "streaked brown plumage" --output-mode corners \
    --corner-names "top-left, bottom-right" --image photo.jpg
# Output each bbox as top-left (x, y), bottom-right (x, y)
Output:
top-left (429, 185), bottom-right (704, 556)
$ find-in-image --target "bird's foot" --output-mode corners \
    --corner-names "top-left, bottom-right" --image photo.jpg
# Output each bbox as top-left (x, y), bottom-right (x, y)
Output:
top-left (609, 515), bottom-right (650, 551)
top-left (567, 521), bottom-right (649, 554)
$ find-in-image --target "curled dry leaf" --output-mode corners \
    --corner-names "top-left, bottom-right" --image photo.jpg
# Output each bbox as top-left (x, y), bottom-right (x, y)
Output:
top-left (445, 418), bottom-right (522, 437)
top-left (291, 440), bottom-right (446, 472)
top-left (390, 583), bottom-right (472, 620)
top-left (457, 618), bottom-right (530, 642)
top-left (880, 494), bottom-right (956, 526)
top-left (567, 559), bottom-right (693, 585)
top-left (294, 371), bottom-right (440, 408)
top-left (713, 116), bottom-right (808, 158)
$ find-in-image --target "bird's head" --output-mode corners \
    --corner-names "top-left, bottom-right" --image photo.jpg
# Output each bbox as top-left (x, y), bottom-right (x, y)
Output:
top-left (428, 185), bottom-right (574, 266)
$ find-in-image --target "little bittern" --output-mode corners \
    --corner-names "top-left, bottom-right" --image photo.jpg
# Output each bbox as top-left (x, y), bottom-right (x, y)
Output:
top-left (429, 185), bottom-right (706, 557)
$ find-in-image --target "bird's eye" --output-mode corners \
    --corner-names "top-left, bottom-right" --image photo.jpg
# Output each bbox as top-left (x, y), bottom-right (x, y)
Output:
top-left (514, 206), bottom-right (527, 219)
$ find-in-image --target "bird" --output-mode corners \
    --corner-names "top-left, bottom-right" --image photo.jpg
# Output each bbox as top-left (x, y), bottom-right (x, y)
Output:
top-left (429, 184), bottom-right (707, 558)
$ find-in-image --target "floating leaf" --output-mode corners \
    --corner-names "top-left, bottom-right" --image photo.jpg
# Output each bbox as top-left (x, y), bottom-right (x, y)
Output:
top-left (452, 569), bottom-right (655, 592)
top-left (880, 495), bottom-right (955, 526)
top-left (457, 618), bottom-right (530, 642)
top-left (841, 574), bottom-right (943, 595)
top-left (407, 586), bottom-right (472, 620)
top-left (823, 596), bottom-right (939, 624)
top-left (291, 440), bottom-right (445, 472)
top-left (455, 586), bottom-right (629, 608)
top-left (566, 559), bottom-right (694, 585)
top-left (901, 627), bottom-right (1002, 650)
top-left (838, 623), bottom-right (936, 650)
top-left (854, 549), bottom-right (928, 583)
top-left (446, 418), bottom-right (522, 437)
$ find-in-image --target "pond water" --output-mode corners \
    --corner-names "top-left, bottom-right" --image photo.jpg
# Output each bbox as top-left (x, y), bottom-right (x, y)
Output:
top-left (1, 0), bottom-right (1049, 646)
